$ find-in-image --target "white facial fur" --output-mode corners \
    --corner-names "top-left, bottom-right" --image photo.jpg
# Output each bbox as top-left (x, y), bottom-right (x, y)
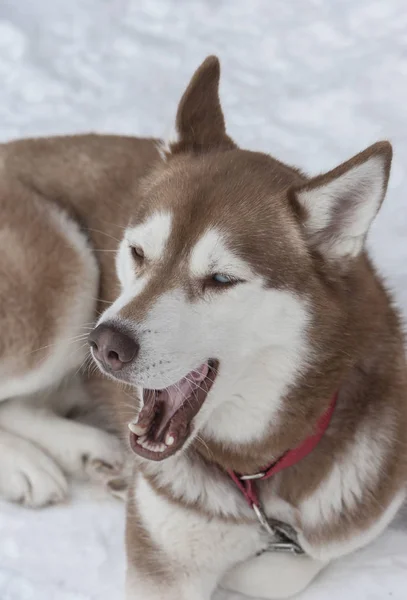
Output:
top-left (190, 228), bottom-right (254, 281)
top-left (102, 212), bottom-right (172, 319)
top-left (126, 211), bottom-right (172, 261)
top-left (99, 217), bottom-right (311, 446)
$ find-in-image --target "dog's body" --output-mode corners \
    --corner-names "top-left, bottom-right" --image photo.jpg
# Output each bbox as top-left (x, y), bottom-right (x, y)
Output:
top-left (1, 56), bottom-right (406, 598)
top-left (0, 135), bottom-right (159, 504)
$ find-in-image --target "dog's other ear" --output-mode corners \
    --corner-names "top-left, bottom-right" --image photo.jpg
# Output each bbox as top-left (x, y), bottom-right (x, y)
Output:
top-left (169, 56), bottom-right (236, 155)
top-left (291, 142), bottom-right (392, 261)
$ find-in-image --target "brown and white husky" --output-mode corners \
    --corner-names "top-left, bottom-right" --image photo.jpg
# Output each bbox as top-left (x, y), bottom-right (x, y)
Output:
top-left (1, 56), bottom-right (406, 598)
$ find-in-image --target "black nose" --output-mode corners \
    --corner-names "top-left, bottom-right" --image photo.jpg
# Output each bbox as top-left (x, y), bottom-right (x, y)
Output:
top-left (88, 323), bottom-right (139, 371)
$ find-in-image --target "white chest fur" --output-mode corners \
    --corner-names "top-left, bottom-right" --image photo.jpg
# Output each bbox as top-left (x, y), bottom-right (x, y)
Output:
top-left (135, 473), bottom-right (264, 573)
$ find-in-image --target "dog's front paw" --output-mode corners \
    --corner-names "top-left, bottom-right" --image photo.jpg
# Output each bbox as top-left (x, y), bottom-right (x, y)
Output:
top-left (0, 431), bottom-right (68, 508)
top-left (72, 428), bottom-right (126, 484)
top-left (78, 436), bottom-right (130, 501)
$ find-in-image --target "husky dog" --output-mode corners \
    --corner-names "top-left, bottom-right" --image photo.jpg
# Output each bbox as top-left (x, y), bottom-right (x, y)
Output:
top-left (2, 56), bottom-right (406, 598)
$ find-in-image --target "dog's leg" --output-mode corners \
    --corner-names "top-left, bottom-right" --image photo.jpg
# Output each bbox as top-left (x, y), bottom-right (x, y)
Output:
top-left (220, 552), bottom-right (327, 599)
top-left (0, 429), bottom-right (68, 507)
top-left (0, 393), bottom-right (125, 488)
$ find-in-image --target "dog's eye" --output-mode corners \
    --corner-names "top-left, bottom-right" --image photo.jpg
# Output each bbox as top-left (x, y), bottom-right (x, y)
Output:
top-left (210, 273), bottom-right (239, 286)
top-left (202, 273), bottom-right (243, 292)
top-left (131, 246), bottom-right (144, 262)
top-left (212, 273), bottom-right (233, 284)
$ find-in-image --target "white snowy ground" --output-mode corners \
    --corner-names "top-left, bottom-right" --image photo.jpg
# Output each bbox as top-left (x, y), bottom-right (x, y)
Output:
top-left (0, 0), bottom-right (406, 598)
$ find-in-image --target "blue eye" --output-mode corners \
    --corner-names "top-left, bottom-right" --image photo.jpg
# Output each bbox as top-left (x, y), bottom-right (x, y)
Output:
top-left (212, 273), bottom-right (234, 284)
top-left (205, 272), bottom-right (244, 291)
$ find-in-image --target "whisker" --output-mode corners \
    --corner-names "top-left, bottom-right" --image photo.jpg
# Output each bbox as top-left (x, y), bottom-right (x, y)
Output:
top-left (98, 218), bottom-right (129, 231)
top-left (74, 353), bottom-right (93, 378)
top-left (195, 434), bottom-right (213, 459)
top-left (90, 297), bottom-right (112, 305)
top-left (87, 228), bottom-right (121, 243)
top-left (92, 249), bottom-right (118, 253)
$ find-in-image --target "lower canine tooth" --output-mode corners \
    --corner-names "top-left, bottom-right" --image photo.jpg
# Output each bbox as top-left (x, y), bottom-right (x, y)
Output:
top-left (165, 433), bottom-right (175, 446)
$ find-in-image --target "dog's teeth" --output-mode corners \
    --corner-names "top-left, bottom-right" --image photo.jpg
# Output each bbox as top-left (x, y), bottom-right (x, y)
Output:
top-left (142, 440), bottom-right (154, 451)
top-left (165, 433), bottom-right (175, 446)
top-left (147, 440), bottom-right (166, 452)
top-left (135, 435), bottom-right (166, 453)
top-left (128, 422), bottom-right (148, 436)
top-left (152, 443), bottom-right (166, 453)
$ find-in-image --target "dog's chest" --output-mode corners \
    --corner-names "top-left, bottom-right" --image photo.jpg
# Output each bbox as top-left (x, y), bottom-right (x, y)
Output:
top-left (134, 473), bottom-right (265, 571)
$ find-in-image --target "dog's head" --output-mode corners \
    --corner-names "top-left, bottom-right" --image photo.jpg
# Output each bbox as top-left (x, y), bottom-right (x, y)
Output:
top-left (89, 56), bottom-right (392, 462)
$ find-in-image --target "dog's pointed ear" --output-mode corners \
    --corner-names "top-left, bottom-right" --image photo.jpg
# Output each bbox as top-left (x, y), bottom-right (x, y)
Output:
top-left (169, 56), bottom-right (236, 155)
top-left (291, 142), bottom-right (392, 260)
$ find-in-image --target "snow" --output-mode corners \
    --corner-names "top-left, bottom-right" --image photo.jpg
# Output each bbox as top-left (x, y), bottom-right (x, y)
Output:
top-left (0, 0), bottom-right (406, 598)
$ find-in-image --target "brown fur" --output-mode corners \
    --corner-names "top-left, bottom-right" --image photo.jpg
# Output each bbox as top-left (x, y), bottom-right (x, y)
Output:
top-left (0, 173), bottom-right (91, 377)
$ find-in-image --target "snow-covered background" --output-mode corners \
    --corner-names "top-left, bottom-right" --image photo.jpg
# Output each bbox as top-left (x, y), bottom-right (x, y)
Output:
top-left (0, 0), bottom-right (406, 598)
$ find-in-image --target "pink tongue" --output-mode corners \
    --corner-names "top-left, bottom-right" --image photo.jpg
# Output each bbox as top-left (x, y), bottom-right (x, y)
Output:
top-left (154, 363), bottom-right (209, 439)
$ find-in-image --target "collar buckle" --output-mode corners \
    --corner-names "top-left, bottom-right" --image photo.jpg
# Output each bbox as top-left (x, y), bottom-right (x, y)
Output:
top-left (252, 503), bottom-right (304, 555)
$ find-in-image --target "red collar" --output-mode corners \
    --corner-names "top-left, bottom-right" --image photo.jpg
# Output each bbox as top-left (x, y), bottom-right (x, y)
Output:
top-left (228, 393), bottom-right (337, 508)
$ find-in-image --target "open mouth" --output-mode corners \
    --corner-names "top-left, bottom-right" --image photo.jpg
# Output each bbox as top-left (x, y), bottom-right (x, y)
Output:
top-left (128, 360), bottom-right (218, 461)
